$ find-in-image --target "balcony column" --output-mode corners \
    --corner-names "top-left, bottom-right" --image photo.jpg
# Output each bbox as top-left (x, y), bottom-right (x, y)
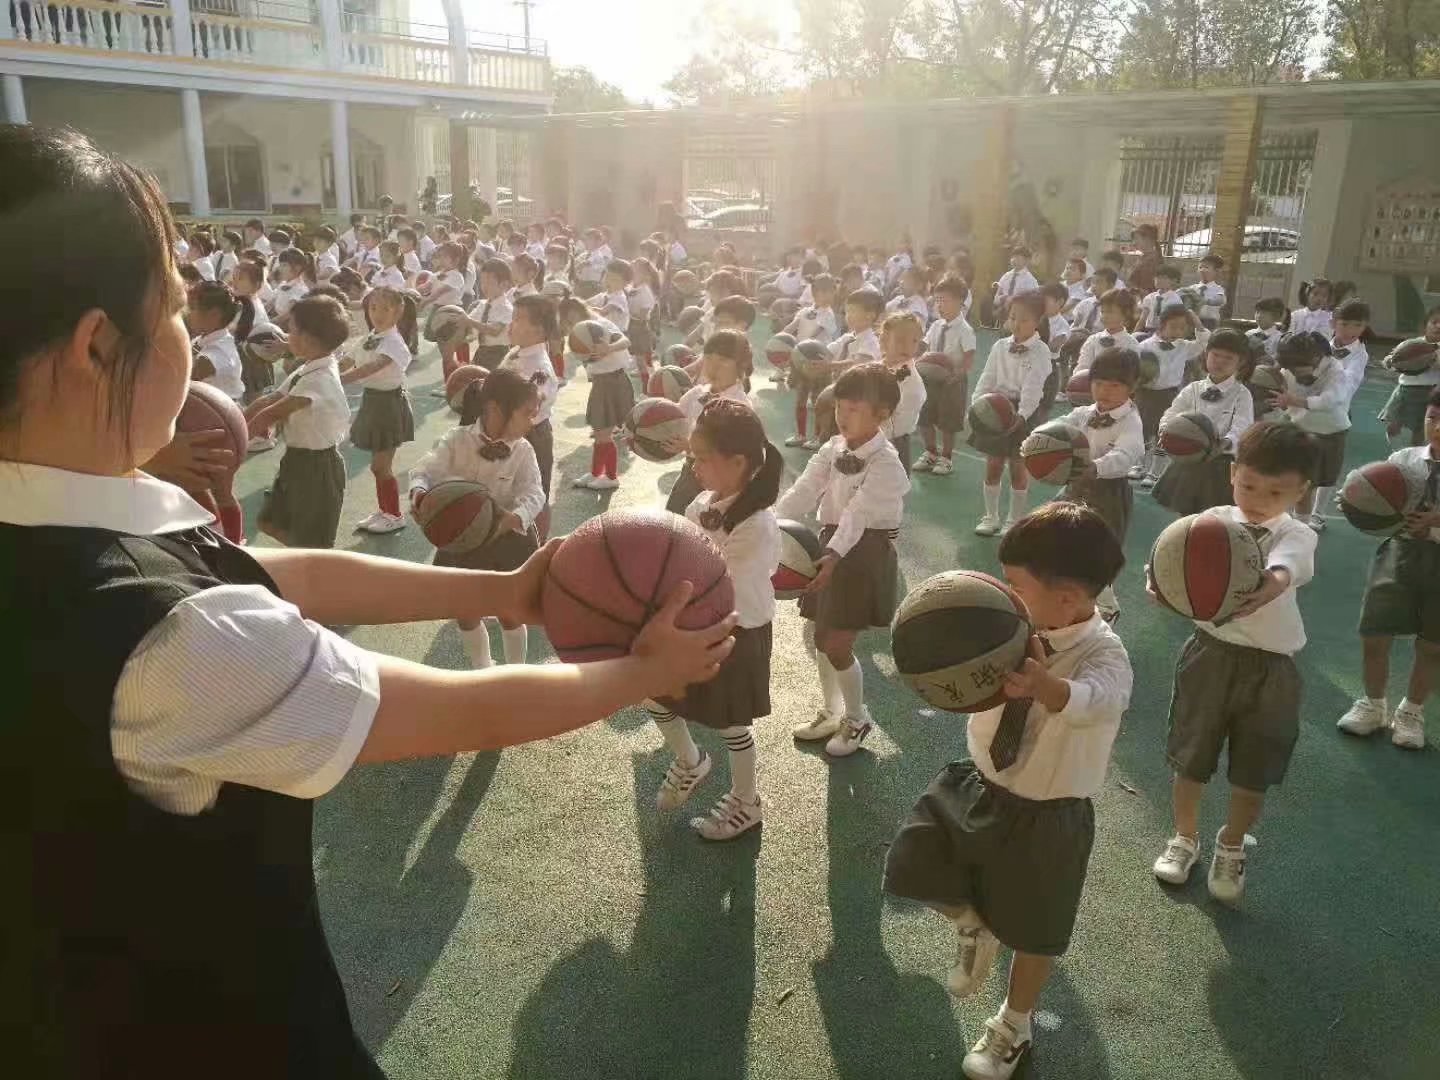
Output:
top-left (167, 0), bottom-right (195, 57)
top-left (330, 99), bottom-right (354, 216)
top-left (442, 0), bottom-right (467, 86)
top-left (180, 88), bottom-right (211, 217)
top-left (317, 0), bottom-right (344, 69)
top-left (3, 76), bottom-right (26, 125)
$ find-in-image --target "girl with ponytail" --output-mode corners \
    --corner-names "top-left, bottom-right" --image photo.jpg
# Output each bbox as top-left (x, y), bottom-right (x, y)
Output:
top-left (645, 396), bottom-right (782, 842)
top-left (271, 248), bottom-right (313, 330)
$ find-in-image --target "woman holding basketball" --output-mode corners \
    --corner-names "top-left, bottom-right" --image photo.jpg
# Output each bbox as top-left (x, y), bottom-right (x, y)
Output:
top-left (664, 329), bottom-right (755, 514)
top-left (342, 285), bottom-right (417, 534)
top-left (410, 368), bottom-right (544, 669)
top-left (647, 398), bottom-right (783, 839)
top-left (0, 124), bottom-right (736, 1079)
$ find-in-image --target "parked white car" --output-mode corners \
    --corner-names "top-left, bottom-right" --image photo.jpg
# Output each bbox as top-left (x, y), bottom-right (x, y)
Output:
top-left (1170, 225), bottom-right (1300, 263)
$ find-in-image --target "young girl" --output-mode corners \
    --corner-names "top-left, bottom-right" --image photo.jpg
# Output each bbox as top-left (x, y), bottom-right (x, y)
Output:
top-left (567, 314), bottom-right (635, 492)
top-left (970, 290), bottom-right (1052, 536)
top-left (188, 232), bottom-right (217, 281)
top-left (216, 230), bottom-right (242, 283)
top-left (371, 240), bottom-right (407, 291)
top-left (341, 286), bottom-right (417, 534)
top-left (312, 226), bottom-right (340, 281)
top-left (628, 256), bottom-right (661, 384)
top-left (880, 311), bottom-right (927, 473)
top-left (410, 368), bottom-right (545, 669)
top-left (183, 282), bottom-right (247, 544)
top-left (914, 276), bottom-right (974, 476)
top-left (1379, 305), bottom-right (1440, 448)
top-left (1290, 278), bottom-right (1334, 337)
top-left (246, 295), bottom-right (352, 548)
top-left (648, 400), bottom-right (783, 839)
top-left (1272, 330), bottom-right (1349, 530)
top-left (665, 329), bottom-right (755, 514)
top-left (778, 362), bottom-right (910, 757)
top-left (0, 125), bottom-right (736, 1078)
top-left (599, 259), bottom-right (632, 333)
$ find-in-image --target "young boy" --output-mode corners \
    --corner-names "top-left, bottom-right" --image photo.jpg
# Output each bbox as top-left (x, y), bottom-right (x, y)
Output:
top-left (773, 247), bottom-right (807, 300)
top-left (1149, 421), bottom-right (1319, 904)
top-left (795, 287), bottom-right (885, 450)
top-left (885, 266), bottom-right (930, 322)
top-left (396, 228), bottom-right (423, 282)
top-left (599, 259), bottom-right (632, 331)
top-left (500, 294), bottom-right (559, 541)
top-left (1272, 332), bottom-right (1350, 530)
top-left (1099, 249), bottom-right (1127, 292)
top-left (1192, 253), bottom-right (1227, 328)
top-left (884, 502), bottom-right (1130, 1080)
top-left (1133, 304), bottom-right (1210, 487)
top-left (992, 246), bottom-right (1039, 326)
top-left (915, 276), bottom-right (976, 476)
top-left (1066, 267), bottom-right (1119, 346)
top-left (783, 273), bottom-right (840, 347)
top-left (468, 257), bottom-right (514, 369)
top-left (1337, 389), bottom-right (1440, 751)
top-left (1053, 348), bottom-right (1143, 621)
top-left (1070, 237), bottom-right (1095, 278)
top-left (779, 363), bottom-right (910, 756)
top-left (1152, 328), bottom-right (1254, 514)
top-left (1061, 256), bottom-right (1089, 312)
top-left (1041, 283), bottom-right (1072, 373)
top-left (1379, 305), bottom-right (1440, 447)
top-left (1073, 287), bottom-right (1138, 376)
top-left (880, 311), bottom-right (927, 472)
top-left (1246, 297), bottom-right (1285, 361)
top-left (1136, 264), bottom-right (1184, 336)
top-left (1329, 298), bottom-right (1371, 404)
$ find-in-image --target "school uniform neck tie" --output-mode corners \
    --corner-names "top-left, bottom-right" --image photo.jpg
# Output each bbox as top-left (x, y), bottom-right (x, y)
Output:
top-left (1201, 386), bottom-right (1223, 402)
top-left (834, 452), bottom-right (866, 476)
top-left (478, 438), bottom-right (512, 462)
top-left (699, 507), bottom-right (725, 531)
top-left (896, 366), bottom-right (911, 381)
top-left (989, 635), bottom-right (1056, 771)
top-left (1425, 461), bottom-right (1440, 511)
top-left (1088, 413), bottom-right (1116, 429)
top-left (1099, 335), bottom-right (1115, 347)
top-left (481, 299), bottom-right (492, 326)
top-left (1158, 340), bottom-right (1175, 351)
top-left (363, 333), bottom-right (381, 350)
top-left (938, 325), bottom-right (949, 354)
top-left (1009, 341), bottom-right (1027, 355)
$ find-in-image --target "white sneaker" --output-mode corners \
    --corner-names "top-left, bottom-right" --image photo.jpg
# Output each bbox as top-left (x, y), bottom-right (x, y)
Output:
top-left (1127, 463), bottom-right (1147, 480)
top-left (784, 433), bottom-right (806, 447)
top-left (366, 512), bottom-right (407, 535)
top-left (1207, 828), bottom-right (1252, 904)
top-left (931, 457), bottom-right (954, 476)
top-left (1391, 702), bottom-right (1427, 749)
top-left (246, 435), bottom-right (277, 454)
top-left (1337, 698), bottom-right (1389, 737)
top-left (589, 475), bottom-right (619, 491)
top-left (792, 708), bottom-right (842, 741)
top-left (1307, 513), bottom-right (1327, 531)
top-left (962, 1015), bottom-right (1031, 1080)
top-left (946, 922), bottom-right (999, 998)
top-left (999, 517), bottom-right (1018, 535)
top-left (655, 752), bottom-right (712, 811)
top-left (430, 386), bottom-right (449, 398)
top-left (913, 451), bottom-right (937, 472)
top-left (825, 709), bottom-right (874, 756)
top-left (801, 437), bottom-right (822, 451)
top-left (354, 511), bottom-right (386, 532)
top-left (571, 474), bottom-right (597, 489)
top-left (974, 515), bottom-right (1000, 537)
top-left (691, 792), bottom-right (762, 840)
top-left (1152, 833), bottom-right (1200, 884)
top-left (1140, 474), bottom-right (1158, 490)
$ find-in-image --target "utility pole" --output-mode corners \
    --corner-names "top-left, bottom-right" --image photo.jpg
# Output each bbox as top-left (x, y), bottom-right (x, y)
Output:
top-left (514, 0), bottom-right (535, 49)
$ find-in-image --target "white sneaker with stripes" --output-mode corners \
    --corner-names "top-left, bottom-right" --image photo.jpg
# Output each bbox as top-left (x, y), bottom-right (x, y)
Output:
top-left (655, 752), bottom-right (711, 811)
top-left (691, 792), bottom-right (762, 840)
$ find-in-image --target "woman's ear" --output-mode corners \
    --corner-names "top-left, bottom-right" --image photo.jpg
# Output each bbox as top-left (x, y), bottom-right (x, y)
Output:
top-left (67, 308), bottom-right (118, 383)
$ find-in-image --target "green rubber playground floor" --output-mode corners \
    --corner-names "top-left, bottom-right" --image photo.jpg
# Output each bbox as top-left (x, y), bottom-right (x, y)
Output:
top-left (232, 321), bottom-right (1440, 1080)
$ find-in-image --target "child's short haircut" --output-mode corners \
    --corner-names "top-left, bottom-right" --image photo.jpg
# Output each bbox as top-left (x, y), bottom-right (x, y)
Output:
top-left (513, 253), bottom-right (538, 280)
top-left (479, 257), bottom-right (512, 285)
top-left (832, 361), bottom-right (901, 414)
top-left (1091, 267), bottom-right (1119, 288)
top-left (513, 294), bottom-right (558, 339)
top-left (1100, 249), bottom-right (1125, 268)
top-left (998, 502), bottom-right (1125, 597)
top-left (811, 273), bottom-right (837, 295)
top-left (713, 294), bottom-right (757, 328)
top-left (1089, 347), bottom-right (1139, 387)
top-left (1200, 253), bottom-right (1225, 270)
top-left (1159, 302), bottom-right (1190, 325)
top-left (880, 311), bottom-right (925, 341)
top-left (1156, 264), bottom-right (1182, 283)
top-left (702, 328), bottom-right (754, 377)
top-left (705, 270), bottom-right (744, 296)
top-left (1041, 282), bottom-right (1069, 304)
top-left (1276, 330), bottom-right (1332, 369)
top-left (933, 275), bottom-right (970, 302)
top-left (1010, 290), bottom-right (1047, 324)
top-left (1206, 328), bottom-right (1250, 360)
top-left (606, 258), bottom-right (633, 283)
top-left (845, 287), bottom-right (886, 318)
top-left (839, 262), bottom-right (864, 283)
top-left (1335, 298), bottom-right (1371, 323)
top-left (288, 295), bottom-right (350, 352)
top-left (1010, 244), bottom-right (1033, 259)
top-left (1099, 287), bottom-right (1135, 316)
top-left (1254, 297), bottom-right (1286, 319)
top-left (397, 227), bottom-right (417, 246)
top-left (1235, 420), bottom-right (1319, 478)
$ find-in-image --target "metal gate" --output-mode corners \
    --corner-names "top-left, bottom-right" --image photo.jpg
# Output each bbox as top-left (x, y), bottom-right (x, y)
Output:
top-left (1113, 131), bottom-right (1315, 263)
top-left (683, 130), bottom-right (777, 232)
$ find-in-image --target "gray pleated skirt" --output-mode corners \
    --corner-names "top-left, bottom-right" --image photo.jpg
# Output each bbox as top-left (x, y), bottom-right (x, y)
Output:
top-left (798, 526), bottom-right (899, 630)
top-left (1058, 474), bottom-right (1132, 543)
top-left (350, 387), bottom-right (415, 452)
top-left (585, 369), bottom-right (636, 430)
top-left (433, 524), bottom-right (539, 572)
top-left (660, 622), bottom-right (773, 729)
top-left (1153, 455), bottom-right (1233, 515)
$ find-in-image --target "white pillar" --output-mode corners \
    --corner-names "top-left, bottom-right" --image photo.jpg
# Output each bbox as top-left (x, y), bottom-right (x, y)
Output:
top-left (167, 0), bottom-right (194, 56)
top-left (316, 0), bottom-right (344, 69)
top-left (180, 88), bottom-right (211, 216)
top-left (3, 76), bottom-right (26, 125)
top-left (330, 99), bottom-right (353, 216)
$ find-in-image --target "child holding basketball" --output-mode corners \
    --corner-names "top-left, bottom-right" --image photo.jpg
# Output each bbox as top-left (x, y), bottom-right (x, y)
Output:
top-left (782, 273), bottom-right (840, 347)
top-left (884, 503), bottom-right (1130, 1080)
top-left (246, 295), bottom-right (352, 549)
top-left (1271, 331), bottom-right (1349, 530)
top-left (880, 311), bottom-right (927, 473)
top-left (1053, 347), bottom-right (1144, 622)
top-left (341, 286), bottom-right (417, 534)
top-left (1247, 297), bottom-right (1285, 360)
top-left (568, 317), bottom-right (634, 492)
top-left (799, 286), bottom-right (886, 451)
top-left (647, 399), bottom-right (783, 840)
top-left (410, 368), bottom-right (544, 669)
top-left (1072, 288), bottom-right (1138, 377)
top-left (1148, 421), bottom-right (1319, 904)
top-left (914, 276), bottom-right (975, 476)
top-left (779, 363), bottom-right (911, 756)
top-left (1152, 328), bottom-right (1254, 515)
top-left (186, 282), bottom-right (245, 403)
top-left (501, 295), bottom-right (560, 541)
top-left (1378, 305), bottom-right (1440, 447)
top-left (665, 330), bottom-right (754, 514)
top-left (1133, 304), bottom-right (1209, 489)
top-left (1335, 388), bottom-right (1440, 751)
top-left (468, 257), bottom-right (514, 369)
top-left (971, 290), bottom-right (1052, 536)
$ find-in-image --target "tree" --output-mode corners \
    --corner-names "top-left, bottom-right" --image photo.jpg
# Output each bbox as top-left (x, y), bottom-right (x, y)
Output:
top-left (661, 2), bottom-right (785, 106)
top-left (1325, 0), bottom-right (1440, 80)
top-left (1112, 0), bottom-right (1315, 89)
top-left (551, 66), bottom-right (633, 113)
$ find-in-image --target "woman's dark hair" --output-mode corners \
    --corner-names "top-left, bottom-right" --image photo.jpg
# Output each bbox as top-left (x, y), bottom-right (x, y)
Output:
top-left (514, 294), bottom-right (558, 340)
top-left (1276, 330), bottom-right (1331, 370)
top-left (276, 247), bottom-right (315, 285)
top-left (189, 280), bottom-right (241, 324)
top-left (693, 398), bottom-right (781, 533)
top-left (702, 329), bottom-right (753, 380)
top-left (460, 366), bottom-right (540, 429)
top-left (479, 257), bottom-right (512, 285)
top-left (0, 125), bottom-right (187, 442)
top-left (832, 361), bottom-right (901, 414)
top-left (288, 295), bottom-right (350, 353)
top-left (998, 502), bottom-right (1124, 597)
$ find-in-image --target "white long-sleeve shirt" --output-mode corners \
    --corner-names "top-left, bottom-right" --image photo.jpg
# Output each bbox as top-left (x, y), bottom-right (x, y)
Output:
top-left (1075, 328), bottom-right (1139, 375)
top-left (1137, 288), bottom-right (1184, 331)
top-left (787, 305), bottom-right (839, 345)
top-left (974, 333), bottom-right (1053, 419)
top-left (500, 342), bottom-right (558, 425)
top-left (776, 431), bottom-right (910, 558)
top-left (1194, 506), bottom-right (1315, 655)
top-left (967, 612), bottom-right (1132, 801)
top-left (684, 491), bottom-right (780, 628)
top-left (1330, 339), bottom-right (1368, 402)
top-left (885, 361), bottom-right (927, 438)
top-left (1161, 374), bottom-right (1254, 452)
top-left (1055, 401), bottom-right (1144, 479)
top-left (409, 430), bottom-right (545, 530)
top-left (1139, 328), bottom-right (1209, 391)
top-left (1281, 356), bottom-right (1352, 434)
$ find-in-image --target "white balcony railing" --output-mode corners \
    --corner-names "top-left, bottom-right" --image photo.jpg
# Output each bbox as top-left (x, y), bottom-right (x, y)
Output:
top-left (5, 0), bottom-right (551, 95)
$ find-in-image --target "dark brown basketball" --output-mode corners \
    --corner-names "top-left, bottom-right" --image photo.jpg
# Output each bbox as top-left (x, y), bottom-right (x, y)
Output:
top-left (176, 380), bottom-right (248, 484)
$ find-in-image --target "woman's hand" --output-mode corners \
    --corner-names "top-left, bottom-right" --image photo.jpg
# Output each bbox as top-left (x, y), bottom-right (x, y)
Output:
top-left (629, 580), bottom-right (739, 698)
top-left (488, 538), bottom-right (561, 627)
top-left (142, 429), bottom-right (235, 490)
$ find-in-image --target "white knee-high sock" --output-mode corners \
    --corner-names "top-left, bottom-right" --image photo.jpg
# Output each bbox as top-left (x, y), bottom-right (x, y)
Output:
top-left (501, 625), bottom-right (528, 664)
top-left (1311, 485), bottom-right (1332, 517)
top-left (1006, 485), bottom-right (1029, 521)
top-left (834, 656), bottom-right (865, 718)
top-left (802, 620), bottom-right (818, 659)
top-left (815, 653), bottom-right (844, 716)
top-left (459, 623), bottom-right (493, 668)
top-left (983, 483), bottom-right (1002, 519)
top-left (645, 699), bottom-right (700, 767)
top-left (1149, 450), bottom-right (1169, 479)
top-left (720, 725), bottom-right (758, 802)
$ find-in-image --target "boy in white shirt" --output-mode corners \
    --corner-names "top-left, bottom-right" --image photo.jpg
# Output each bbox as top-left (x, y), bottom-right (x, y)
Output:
top-left (1098, 249), bottom-right (1127, 292)
top-left (1136, 264), bottom-right (1184, 335)
top-left (1069, 237), bottom-right (1095, 278)
top-left (885, 503), bottom-right (1130, 1080)
top-left (501, 295), bottom-right (560, 540)
top-left (397, 228), bottom-right (423, 283)
top-left (1133, 305), bottom-right (1209, 486)
top-left (468, 257), bottom-right (515, 368)
top-left (991, 246), bottom-right (1038, 327)
top-left (1041, 283), bottom-right (1072, 364)
top-left (599, 259), bottom-right (632, 331)
top-left (800, 287), bottom-right (885, 451)
top-left (338, 213), bottom-right (364, 260)
top-left (1271, 331), bottom-right (1351, 530)
top-left (783, 274), bottom-right (840, 347)
top-left (1072, 286), bottom-right (1137, 377)
top-left (1149, 421), bottom-right (1319, 906)
top-left (1190, 253), bottom-right (1227, 327)
top-left (1246, 298), bottom-right (1285, 361)
top-left (884, 266), bottom-right (930, 323)
top-left (1061, 256), bottom-right (1089, 312)
top-left (915, 276), bottom-right (977, 476)
top-left (1152, 328), bottom-right (1254, 513)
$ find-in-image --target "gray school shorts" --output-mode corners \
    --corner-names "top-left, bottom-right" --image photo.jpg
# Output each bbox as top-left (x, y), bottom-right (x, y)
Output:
top-left (1359, 537), bottom-right (1440, 642)
top-left (1166, 631), bottom-right (1301, 791)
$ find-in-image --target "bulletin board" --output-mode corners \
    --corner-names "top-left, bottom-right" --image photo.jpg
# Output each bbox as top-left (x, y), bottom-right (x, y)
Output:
top-left (1362, 177), bottom-right (1440, 273)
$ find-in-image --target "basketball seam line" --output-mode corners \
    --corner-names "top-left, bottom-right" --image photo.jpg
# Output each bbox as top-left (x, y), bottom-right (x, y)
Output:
top-left (599, 514), bottom-right (653, 612)
top-left (546, 573), bottom-right (644, 635)
top-left (647, 518), bottom-right (679, 618)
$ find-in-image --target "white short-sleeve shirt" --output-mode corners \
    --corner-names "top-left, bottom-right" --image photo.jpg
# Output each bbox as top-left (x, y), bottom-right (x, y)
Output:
top-left (354, 326), bottom-right (412, 390)
top-left (276, 354), bottom-right (351, 450)
top-left (194, 327), bottom-right (244, 401)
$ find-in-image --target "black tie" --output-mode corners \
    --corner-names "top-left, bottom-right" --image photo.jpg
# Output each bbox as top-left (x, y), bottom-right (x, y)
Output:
top-left (1201, 386), bottom-right (1223, 402)
top-left (1100, 335), bottom-right (1115, 347)
top-left (1088, 413), bottom-right (1116, 429)
top-left (699, 508), bottom-right (725, 531)
top-left (363, 333), bottom-right (380, 350)
top-left (1334, 346), bottom-right (1349, 358)
top-left (834, 452), bottom-right (865, 476)
top-left (1242, 522), bottom-right (1270, 549)
top-left (1158, 340), bottom-right (1175, 351)
top-left (988, 635), bottom-right (1055, 771)
top-left (1424, 461), bottom-right (1440, 511)
top-left (478, 438), bottom-right (511, 461)
top-left (896, 366), bottom-right (911, 381)
top-left (1009, 341), bottom-right (1027, 354)
top-left (481, 299), bottom-right (492, 326)
top-left (938, 324), bottom-right (949, 354)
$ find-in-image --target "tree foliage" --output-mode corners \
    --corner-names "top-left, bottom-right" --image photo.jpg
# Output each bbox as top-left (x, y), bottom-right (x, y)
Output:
top-left (551, 67), bottom-right (633, 114)
top-left (1324, 0), bottom-right (1440, 80)
top-left (661, 2), bottom-right (786, 107)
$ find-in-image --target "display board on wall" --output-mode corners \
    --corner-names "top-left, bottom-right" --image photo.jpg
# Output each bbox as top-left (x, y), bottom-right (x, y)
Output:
top-left (1362, 177), bottom-right (1440, 273)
